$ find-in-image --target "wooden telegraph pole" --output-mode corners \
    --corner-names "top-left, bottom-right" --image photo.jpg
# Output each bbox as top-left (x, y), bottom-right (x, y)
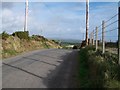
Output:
top-left (118, 1), bottom-right (120, 65)
top-left (96, 27), bottom-right (98, 51)
top-left (93, 30), bottom-right (95, 45)
top-left (24, 0), bottom-right (28, 31)
top-left (102, 21), bottom-right (105, 54)
top-left (86, 0), bottom-right (89, 46)
top-left (90, 33), bottom-right (92, 45)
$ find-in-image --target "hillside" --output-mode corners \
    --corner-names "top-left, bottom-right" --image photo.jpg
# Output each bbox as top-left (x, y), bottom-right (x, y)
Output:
top-left (50, 38), bottom-right (82, 49)
top-left (50, 38), bottom-right (82, 44)
top-left (1, 31), bottom-right (61, 59)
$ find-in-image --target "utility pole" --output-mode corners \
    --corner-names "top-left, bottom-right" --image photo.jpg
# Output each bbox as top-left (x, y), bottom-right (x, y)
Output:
top-left (24, 0), bottom-right (28, 31)
top-left (91, 32), bottom-right (93, 45)
top-left (102, 21), bottom-right (105, 54)
top-left (89, 33), bottom-right (92, 45)
top-left (96, 27), bottom-right (98, 51)
top-left (118, 1), bottom-right (120, 65)
top-left (91, 31), bottom-right (94, 45)
top-left (93, 30), bottom-right (95, 45)
top-left (86, 0), bottom-right (89, 46)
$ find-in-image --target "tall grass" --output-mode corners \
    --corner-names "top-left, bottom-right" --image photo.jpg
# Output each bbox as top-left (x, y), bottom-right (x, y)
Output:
top-left (78, 46), bottom-right (120, 88)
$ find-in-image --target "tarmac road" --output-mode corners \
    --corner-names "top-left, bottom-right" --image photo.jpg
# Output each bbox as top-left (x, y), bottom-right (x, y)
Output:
top-left (2, 49), bottom-right (79, 88)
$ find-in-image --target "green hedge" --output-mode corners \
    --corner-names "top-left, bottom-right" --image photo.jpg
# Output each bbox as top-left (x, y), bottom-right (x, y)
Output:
top-left (12, 31), bottom-right (29, 40)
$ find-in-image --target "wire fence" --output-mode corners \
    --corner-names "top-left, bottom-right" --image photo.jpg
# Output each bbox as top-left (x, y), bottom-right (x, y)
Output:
top-left (89, 13), bottom-right (119, 55)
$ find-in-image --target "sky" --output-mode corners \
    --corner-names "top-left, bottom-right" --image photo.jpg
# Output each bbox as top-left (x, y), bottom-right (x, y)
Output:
top-left (1, 1), bottom-right (119, 41)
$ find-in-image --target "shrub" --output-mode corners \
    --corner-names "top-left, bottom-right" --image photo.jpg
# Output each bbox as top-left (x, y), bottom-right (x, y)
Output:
top-left (31, 35), bottom-right (46, 41)
top-left (52, 40), bottom-right (59, 44)
top-left (73, 45), bottom-right (78, 49)
top-left (1, 31), bottom-right (9, 40)
top-left (12, 31), bottom-right (29, 40)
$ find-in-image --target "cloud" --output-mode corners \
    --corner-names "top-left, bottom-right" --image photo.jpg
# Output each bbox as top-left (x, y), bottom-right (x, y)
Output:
top-left (2, 8), bottom-right (25, 33)
top-left (1, 2), bottom-right (118, 41)
top-left (2, 2), bottom-right (14, 9)
top-left (88, 2), bottom-right (118, 42)
top-left (1, 2), bottom-right (86, 40)
top-left (89, 2), bottom-right (117, 31)
top-left (25, 2), bottom-right (85, 37)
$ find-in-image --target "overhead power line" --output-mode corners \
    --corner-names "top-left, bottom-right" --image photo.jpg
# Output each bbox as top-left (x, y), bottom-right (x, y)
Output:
top-left (105, 13), bottom-right (118, 23)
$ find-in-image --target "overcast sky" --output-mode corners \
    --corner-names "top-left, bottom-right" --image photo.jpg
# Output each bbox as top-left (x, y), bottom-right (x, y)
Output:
top-left (1, 1), bottom-right (119, 41)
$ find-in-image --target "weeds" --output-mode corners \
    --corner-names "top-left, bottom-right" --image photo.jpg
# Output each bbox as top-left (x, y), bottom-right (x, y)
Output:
top-left (78, 46), bottom-right (120, 88)
top-left (2, 49), bottom-right (18, 58)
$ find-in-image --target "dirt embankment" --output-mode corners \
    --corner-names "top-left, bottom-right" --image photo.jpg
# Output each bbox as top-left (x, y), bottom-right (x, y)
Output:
top-left (1, 36), bottom-right (61, 59)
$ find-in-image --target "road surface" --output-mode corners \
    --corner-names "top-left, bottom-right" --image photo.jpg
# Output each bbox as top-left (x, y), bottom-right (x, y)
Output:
top-left (2, 49), bottom-right (79, 88)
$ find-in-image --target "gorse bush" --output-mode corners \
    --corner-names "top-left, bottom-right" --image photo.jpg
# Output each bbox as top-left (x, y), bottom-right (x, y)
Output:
top-left (52, 40), bottom-right (59, 44)
top-left (1, 31), bottom-right (10, 40)
top-left (12, 31), bottom-right (29, 40)
top-left (31, 35), bottom-right (46, 41)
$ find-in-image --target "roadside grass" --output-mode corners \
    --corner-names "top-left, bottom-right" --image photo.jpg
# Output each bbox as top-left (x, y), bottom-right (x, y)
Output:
top-left (78, 46), bottom-right (120, 88)
top-left (42, 40), bottom-right (50, 49)
top-left (2, 49), bottom-right (18, 58)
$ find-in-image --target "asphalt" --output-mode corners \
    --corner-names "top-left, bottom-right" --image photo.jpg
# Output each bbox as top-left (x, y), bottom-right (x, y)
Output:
top-left (2, 49), bottom-right (79, 88)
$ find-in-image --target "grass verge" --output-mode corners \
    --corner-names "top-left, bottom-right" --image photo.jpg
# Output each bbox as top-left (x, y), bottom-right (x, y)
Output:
top-left (2, 49), bottom-right (19, 58)
top-left (78, 46), bottom-right (120, 88)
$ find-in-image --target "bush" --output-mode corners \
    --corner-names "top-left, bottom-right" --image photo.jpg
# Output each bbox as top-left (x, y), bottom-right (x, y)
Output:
top-left (12, 31), bottom-right (29, 40)
top-left (73, 45), bottom-right (78, 49)
top-left (52, 40), bottom-right (59, 44)
top-left (1, 31), bottom-right (9, 40)
top-left (31, 35), bottom-right (46, 41)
